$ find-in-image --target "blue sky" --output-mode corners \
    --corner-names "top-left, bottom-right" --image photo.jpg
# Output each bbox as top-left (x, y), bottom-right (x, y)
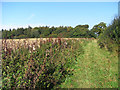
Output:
top-left (1, 2), bottom-right (118, 30)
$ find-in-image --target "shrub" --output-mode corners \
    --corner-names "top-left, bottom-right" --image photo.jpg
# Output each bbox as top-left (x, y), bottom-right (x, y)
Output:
top-left (97, 17), bottom-right (119, 53)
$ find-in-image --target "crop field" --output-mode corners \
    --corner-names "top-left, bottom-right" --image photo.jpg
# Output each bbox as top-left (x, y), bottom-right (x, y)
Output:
top-left (1, 38), bottom-right (118, 89)
top-left (4, 38), bottom-right (95, 41)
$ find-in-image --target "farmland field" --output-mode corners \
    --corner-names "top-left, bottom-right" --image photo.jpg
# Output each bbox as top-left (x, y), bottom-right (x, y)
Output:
top-left (1, 1), bottom-right (119, 89)
top-left (1, 38), bottom-right (118, 89)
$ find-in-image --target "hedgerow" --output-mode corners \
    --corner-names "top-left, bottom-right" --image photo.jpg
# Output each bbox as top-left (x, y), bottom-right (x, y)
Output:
top-left (97, 17), bottom-right (120, 53)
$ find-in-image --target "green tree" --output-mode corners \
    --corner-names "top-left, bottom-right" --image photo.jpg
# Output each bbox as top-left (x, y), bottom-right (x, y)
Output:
top-left (27, 26), bottom-right (32, 38)
top-left (91, 22), bottom-right (107, 37)
top-left (98, 17), bottom-right (119, 52)
top-left (72, 25), bottom-right (89, 38)
top-left (31, 29), bottom-right (40, 38)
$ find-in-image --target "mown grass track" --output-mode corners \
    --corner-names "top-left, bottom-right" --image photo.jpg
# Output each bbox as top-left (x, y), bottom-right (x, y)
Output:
top-left (60, 39), bottom-right (118, 88)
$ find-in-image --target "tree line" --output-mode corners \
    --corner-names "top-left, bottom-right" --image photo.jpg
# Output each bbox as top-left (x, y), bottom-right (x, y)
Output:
top-left (1, 22), bottom-right (107, 39)
top-left (1, 17), bottom-right (119, 53)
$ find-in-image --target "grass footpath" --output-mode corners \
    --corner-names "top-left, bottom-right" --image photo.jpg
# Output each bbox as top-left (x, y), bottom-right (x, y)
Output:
top-left (60, 39), bottom-right (118, 88)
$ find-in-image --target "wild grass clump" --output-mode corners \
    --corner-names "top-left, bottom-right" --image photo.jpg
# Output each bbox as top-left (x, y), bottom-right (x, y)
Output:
top-left (2, 38), bottom-right (83, 89)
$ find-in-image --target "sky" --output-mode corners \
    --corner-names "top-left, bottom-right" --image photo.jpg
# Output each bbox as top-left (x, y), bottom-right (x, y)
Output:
top-left (1, 2), bottom-right (118, 30)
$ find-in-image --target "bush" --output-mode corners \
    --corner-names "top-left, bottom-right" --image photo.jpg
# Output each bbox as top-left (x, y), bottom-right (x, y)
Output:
top-left (97, 17), bottom-right (119, 53)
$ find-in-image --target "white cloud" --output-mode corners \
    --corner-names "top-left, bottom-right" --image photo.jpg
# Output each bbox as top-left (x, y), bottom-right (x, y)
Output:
top-left (27, 14), bottom-right (35, 21)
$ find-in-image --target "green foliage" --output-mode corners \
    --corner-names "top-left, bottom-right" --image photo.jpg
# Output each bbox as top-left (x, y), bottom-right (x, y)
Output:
top-left (1, 25), bottom-right (96, 39)
top-left (31, 29), bottom-right (40, 38)
top-left (91, 22), bottom-right (107, 37)
top-left (2, 38), bottom-right (84, 89)
top-left (97, 17), bottom-right (119, 53)
top-left (60, 39), bottom-right (118, 88)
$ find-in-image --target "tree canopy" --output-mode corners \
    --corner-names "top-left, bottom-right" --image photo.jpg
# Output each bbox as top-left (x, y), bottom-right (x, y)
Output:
top-left (1, 24), bottom-right (97, 39)
top-left (91, 22), bottom-right (107, 37)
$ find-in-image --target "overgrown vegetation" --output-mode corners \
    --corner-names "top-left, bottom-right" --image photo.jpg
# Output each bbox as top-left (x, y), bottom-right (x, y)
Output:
top-left (2, 38), bottom-right (84, 89)
top-left (97, 17), bottom-right (119, 53)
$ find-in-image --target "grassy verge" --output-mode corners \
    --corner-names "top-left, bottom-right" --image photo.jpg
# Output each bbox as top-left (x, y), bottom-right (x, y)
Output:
top-left (60, 39), bottom-right (118, 88)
